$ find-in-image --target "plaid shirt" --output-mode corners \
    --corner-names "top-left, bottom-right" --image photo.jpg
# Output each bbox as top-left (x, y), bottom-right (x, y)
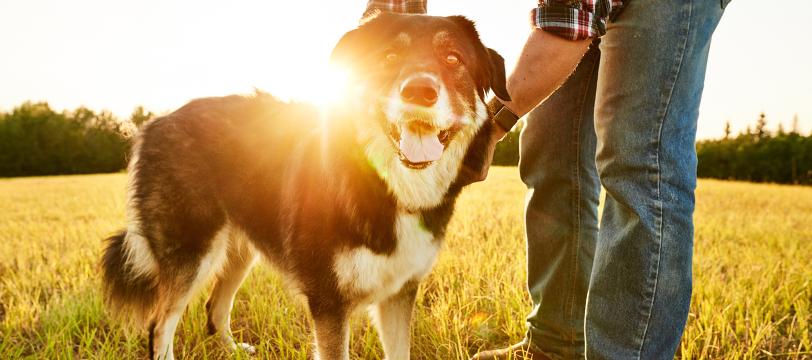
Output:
top-left (364, 0), bottom-right (427, 18)
top-left (365, 0), bottom-right (625, 40)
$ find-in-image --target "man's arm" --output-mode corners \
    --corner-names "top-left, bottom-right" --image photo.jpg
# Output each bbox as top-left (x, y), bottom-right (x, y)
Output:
top-left (462, 30), bottom-right (590, 183)
top-left (467, 0), bottom-right (625, 182)
top-left (493, 0), bottom-right (626, 126)
top-left (501, 29), bottom-right (591, 118)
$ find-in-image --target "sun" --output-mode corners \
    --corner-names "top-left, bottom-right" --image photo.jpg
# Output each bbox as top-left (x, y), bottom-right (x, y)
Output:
top-left (292, 64), bottom-right (353, 109)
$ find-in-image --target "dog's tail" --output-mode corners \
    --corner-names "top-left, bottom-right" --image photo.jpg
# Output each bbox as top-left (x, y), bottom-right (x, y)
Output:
top-left (101, 230), bottom-right (158, 327)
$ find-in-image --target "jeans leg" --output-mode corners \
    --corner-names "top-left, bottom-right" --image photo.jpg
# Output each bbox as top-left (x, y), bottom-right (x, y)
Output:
top-left (520, 43), bottom-right (601, 360)
top-left (586, 0), bottom-right (724, 358)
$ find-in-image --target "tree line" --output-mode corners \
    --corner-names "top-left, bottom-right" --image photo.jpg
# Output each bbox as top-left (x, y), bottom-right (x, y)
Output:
top-left (1, 103), bottom-right (809, 185)
top-left (696, 113), bottom-right (812, 185)
top-left (0, 102), bottom-right (152, 177)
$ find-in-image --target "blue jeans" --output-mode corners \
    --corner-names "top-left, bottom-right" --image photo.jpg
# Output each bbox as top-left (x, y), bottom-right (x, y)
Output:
top-left (519, 0), bottom-right (726, 358)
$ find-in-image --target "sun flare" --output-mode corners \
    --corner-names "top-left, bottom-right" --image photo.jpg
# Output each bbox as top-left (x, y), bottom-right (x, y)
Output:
top-left (296, 65), bottom-right (353, 109)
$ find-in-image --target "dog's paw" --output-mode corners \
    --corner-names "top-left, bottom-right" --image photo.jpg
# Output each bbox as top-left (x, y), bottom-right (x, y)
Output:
top-left (235, 342), bottom-right (256, 355)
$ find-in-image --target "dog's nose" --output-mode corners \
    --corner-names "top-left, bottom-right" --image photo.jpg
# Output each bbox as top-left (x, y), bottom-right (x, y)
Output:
top-left (400, 76), bottom-right (439, 107)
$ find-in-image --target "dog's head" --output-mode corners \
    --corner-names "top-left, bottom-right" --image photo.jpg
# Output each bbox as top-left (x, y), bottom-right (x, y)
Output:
top-left (330, 13), bottom-right (509, 209)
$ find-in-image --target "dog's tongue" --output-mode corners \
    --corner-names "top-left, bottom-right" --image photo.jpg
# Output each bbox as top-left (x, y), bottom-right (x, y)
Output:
top-left (399, 129), bottom-right (444, 164)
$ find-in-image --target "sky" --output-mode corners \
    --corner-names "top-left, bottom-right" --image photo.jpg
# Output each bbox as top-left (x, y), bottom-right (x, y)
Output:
top-left (0, 0), bottom-right (809, 140)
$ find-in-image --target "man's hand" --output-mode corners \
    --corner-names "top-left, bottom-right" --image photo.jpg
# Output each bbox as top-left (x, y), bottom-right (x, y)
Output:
top-left (471, 122), bottom-right (508, 183)
top-left (457, 118), bottom-right (508, 186)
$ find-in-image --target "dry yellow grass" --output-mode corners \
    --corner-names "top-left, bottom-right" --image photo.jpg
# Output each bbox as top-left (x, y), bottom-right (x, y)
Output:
top-left (0, 168), bottom-right (809, 359)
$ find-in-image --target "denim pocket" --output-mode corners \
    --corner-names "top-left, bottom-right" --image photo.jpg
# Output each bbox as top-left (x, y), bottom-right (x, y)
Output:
top-left (721, 0), bottom-right (732, 9)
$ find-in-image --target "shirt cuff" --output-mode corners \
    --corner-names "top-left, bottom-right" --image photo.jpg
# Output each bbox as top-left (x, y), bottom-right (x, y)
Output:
top-left (364, 0), bottom-right (427, 18)
top-left (531, 4), bottom-right (606, 40)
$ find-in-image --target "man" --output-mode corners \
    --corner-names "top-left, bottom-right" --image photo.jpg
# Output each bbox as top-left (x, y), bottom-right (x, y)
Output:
top-left (365, 0), bottom-right (727, 359)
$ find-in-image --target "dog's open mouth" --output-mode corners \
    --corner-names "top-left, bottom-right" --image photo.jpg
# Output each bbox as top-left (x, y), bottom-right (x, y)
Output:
top-left (388, 121), bottom-right (459, 169)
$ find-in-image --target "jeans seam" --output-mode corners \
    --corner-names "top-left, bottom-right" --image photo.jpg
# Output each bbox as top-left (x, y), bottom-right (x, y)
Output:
top-left (635, 1), bottom-right (692, 358)
top-left (565, 68), bottom-right (583, 344)
top-left (566, 50), bottom-right (597, 349)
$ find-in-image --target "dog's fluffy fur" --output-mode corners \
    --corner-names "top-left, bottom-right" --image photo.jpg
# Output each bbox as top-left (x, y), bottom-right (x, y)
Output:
top-left (102, 13), bottom-right (509, 360)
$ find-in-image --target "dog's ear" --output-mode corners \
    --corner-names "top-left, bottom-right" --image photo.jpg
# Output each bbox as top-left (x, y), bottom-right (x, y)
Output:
top-left (330, 29), bottom-right (362, 68)
top-left (331, 12), bottom-right (390, 68)
top-left (446, 16), bottom-right (511, 101)
top-left (486, 48), bottom-right (511, 101)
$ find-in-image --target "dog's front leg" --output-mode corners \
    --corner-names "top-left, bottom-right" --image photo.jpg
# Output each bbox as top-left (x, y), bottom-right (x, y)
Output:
top-left (312, 310), bottom-right (350, 360)
top-left (369, 281), bottom-right (419, 360)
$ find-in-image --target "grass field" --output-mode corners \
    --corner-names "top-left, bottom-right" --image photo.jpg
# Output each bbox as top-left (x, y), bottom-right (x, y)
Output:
top-left (0, 168), bottom-right (810, 359)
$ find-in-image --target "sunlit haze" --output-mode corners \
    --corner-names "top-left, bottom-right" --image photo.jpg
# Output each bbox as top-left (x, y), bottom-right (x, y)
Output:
top-left (1, 0), bottom-right (808, 139)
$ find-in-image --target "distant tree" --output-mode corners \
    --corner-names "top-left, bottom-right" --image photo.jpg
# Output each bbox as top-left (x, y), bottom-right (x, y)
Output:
top-left (755, 112), bottom-right (769, 140)
top-left (130, 106), bottom-right (155, 128)
top-left (724, 120), bottom-right (732, 139)
top-left (791, 114), bottom-right (800, 135)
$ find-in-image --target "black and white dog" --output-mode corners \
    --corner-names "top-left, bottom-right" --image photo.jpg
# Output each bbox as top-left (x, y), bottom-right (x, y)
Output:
top-left (102, 13), bottom-right (510, 360)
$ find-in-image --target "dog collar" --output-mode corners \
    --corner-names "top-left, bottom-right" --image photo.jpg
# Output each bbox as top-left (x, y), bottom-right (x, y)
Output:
top-left (488, 98), bottom-right (520, 132)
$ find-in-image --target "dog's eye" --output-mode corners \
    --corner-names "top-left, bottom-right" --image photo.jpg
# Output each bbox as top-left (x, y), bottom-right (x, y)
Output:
top-left (445, 53), bottom-right (460, 65)
top-left (386, 53), bottom-right (398, 63)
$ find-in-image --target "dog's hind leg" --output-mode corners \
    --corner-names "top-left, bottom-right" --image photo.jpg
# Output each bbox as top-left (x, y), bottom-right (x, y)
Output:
top-left (150, 296), bottom-right (186, 360)
top-left (150, 226), bottom-right (231, 360)
top-left (369, 281), bottom-right (419, 360)
top-left (205, 236), bottom-right (258, 354)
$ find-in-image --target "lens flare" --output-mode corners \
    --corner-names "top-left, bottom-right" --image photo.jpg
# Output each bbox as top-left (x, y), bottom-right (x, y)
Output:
top-left (312, 65), bottom-right (352, 109)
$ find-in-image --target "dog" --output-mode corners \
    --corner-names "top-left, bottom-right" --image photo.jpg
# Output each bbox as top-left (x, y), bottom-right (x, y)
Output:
top-left (102, 12), bottom-right (510, 360)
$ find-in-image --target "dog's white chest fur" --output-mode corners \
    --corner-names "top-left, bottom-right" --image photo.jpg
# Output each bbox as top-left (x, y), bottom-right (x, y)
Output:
top-left (333, 211), bottom-right (440, 304)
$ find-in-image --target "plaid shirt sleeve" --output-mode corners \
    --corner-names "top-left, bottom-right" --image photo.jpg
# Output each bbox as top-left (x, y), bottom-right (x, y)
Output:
top-left (532, 0), bottom-right (625, 40)
top-left (364, 0), bottom-right (427, 17)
